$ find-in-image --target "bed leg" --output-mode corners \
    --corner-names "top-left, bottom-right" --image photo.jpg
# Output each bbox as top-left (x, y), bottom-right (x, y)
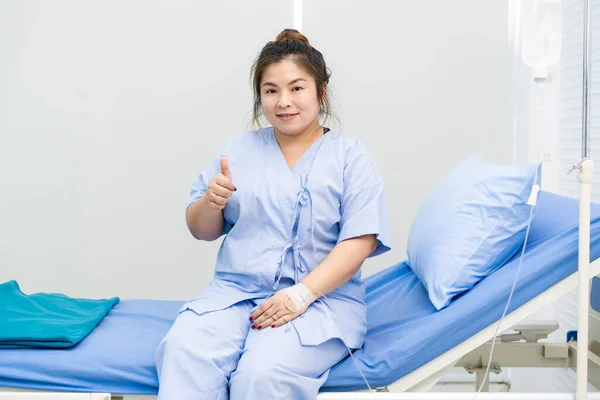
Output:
top-left (474, 368), bottom-right (490, 392)
top-left (465, 366), bottom-right (493, 392)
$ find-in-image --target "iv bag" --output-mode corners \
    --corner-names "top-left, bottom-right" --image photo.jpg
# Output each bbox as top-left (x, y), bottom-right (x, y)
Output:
top-left (521, 0), bottom-right (563, 69)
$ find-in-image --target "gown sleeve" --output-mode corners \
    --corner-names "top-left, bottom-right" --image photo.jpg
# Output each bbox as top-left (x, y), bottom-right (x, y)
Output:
top-left (337, 142), bottom-right (392, 257)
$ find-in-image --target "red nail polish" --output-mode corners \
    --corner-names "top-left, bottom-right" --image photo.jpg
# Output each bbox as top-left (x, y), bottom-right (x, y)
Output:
top-left (249, 317), bottom-right (253, 321)
top-left (257, 325), bottom-right (262, 329)
top-left (251, 325), bottom-right (255, 329)
top-left (271, 324), bottom-right (275, 328)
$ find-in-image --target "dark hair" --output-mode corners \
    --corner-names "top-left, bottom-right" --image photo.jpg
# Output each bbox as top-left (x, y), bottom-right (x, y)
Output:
top-left (249, 29), bottom-right (336, 130)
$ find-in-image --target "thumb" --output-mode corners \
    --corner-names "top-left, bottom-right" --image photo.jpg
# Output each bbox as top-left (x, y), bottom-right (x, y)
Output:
top-left (220, 155), bottom-right (232, 179)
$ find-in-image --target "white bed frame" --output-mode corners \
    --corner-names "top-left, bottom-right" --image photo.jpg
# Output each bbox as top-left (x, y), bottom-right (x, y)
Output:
top-left (1, 394), bottom-right (600, 400)
top-left (2, 258), bottom-right (600, 400)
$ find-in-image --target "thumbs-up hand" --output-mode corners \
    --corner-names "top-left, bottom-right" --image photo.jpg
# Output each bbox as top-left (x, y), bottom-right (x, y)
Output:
top-left (206, 155), bottom-right (237, 210)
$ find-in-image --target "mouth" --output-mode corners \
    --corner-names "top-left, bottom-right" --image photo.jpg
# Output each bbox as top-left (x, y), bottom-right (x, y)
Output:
top-left (276, 113), bottom-right (298, 121)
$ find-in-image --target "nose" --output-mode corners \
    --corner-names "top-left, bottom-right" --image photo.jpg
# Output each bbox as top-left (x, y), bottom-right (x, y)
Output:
top-left (277, 92), bottom-right (291, 109)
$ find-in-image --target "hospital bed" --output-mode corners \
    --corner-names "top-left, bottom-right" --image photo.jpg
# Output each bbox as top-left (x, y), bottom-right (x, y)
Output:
top-left (3, 191), bottom-right (600, 400)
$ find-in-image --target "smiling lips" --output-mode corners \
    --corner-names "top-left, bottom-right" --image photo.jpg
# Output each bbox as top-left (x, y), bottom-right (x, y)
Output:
top-left (277, 113), bottom-right (298, 121)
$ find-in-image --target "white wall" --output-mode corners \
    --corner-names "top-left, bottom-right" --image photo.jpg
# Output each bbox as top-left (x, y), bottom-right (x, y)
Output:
top-left (0, 1), bottom-right (510, 303)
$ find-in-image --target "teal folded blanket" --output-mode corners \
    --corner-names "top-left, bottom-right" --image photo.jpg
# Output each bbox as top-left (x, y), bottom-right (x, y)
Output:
top-left (0, 280), bottom-right (119, 349)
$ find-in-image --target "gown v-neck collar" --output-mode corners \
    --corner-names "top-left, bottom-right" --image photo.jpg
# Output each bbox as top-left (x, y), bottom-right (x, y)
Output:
top-left (269, 127), bottom-right (328, 175)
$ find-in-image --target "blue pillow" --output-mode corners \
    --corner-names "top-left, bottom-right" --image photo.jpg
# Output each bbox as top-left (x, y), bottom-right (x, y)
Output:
top-left (407, 155), bottom-right (541, 310)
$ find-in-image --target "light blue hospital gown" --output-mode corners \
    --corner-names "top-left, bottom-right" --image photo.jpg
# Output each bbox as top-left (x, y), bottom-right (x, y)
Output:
top-left (155, 127), bottom-right (391, 399)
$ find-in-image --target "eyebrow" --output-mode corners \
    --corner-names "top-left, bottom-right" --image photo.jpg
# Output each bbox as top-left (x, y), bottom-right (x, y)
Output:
top-left (262, 78), bottom-right (308, 87)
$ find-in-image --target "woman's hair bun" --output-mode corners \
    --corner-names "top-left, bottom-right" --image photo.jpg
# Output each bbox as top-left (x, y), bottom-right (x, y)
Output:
top-left (275, 29), bottom-right (310, 46)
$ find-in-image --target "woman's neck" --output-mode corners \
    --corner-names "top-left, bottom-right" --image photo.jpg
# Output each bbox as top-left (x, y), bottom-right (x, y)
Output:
top-left (274, 122), bottom-right (323, 150)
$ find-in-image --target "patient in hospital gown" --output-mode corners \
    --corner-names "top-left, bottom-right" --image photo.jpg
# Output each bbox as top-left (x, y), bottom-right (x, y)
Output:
top-left (155, 28), bottom-right (391, 400)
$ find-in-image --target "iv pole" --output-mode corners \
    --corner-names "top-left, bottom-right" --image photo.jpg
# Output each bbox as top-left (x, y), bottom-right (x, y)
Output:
top-left (574, 0), bottom-right (594, 397)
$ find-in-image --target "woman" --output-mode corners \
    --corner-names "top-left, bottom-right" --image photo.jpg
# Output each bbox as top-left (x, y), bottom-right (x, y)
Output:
top-left (155, 29), bottom-right (391, 400)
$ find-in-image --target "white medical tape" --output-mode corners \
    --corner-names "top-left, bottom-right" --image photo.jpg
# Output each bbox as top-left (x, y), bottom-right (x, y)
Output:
top-left (282, 283), bottom-right (315, 312)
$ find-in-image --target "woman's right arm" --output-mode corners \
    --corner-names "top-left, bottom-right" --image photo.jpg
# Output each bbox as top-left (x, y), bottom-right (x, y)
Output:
top-left (186, 155), bottom-right (236, 241)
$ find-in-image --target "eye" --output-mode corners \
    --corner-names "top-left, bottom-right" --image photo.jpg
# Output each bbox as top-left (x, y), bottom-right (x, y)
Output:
top-left (265, 89), bottom-right (277, 94)
top-left (292, 86), bottom-right (304, 91)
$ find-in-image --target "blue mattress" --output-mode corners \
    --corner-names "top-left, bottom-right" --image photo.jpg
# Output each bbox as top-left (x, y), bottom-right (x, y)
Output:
top-left (1, 191), bottom-right (600, 394)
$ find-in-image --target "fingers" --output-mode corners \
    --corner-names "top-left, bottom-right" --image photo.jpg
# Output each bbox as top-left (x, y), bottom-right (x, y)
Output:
top-left (213, 173), bottom-right (236, 192)
top-left (209, 179), bottom-right (234, 198)
top-left (252, 309), bottom-right (288, 330)
top-left (207, 192), bottom-right (228, 209)
top-left (250, 300), bottom-right (273, 327)
top-left (271, 314), bottom-right (290, 329)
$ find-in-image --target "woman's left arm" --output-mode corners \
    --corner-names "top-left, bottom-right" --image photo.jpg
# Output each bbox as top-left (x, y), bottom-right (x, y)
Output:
top-left (249, 234), bottom-right (377, 330)
top-left (301, 234), bottom-right (377, 299)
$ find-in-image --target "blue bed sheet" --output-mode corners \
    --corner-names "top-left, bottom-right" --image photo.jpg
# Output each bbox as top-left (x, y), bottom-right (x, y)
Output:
top-left (0, 191), bottom-right (599, 394)
top-left (0, 299), bottom-right (179, 394)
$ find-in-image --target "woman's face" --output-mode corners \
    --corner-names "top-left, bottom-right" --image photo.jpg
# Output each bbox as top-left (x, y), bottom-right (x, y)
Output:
top-left (260, 59), bottom-right (322, 137)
